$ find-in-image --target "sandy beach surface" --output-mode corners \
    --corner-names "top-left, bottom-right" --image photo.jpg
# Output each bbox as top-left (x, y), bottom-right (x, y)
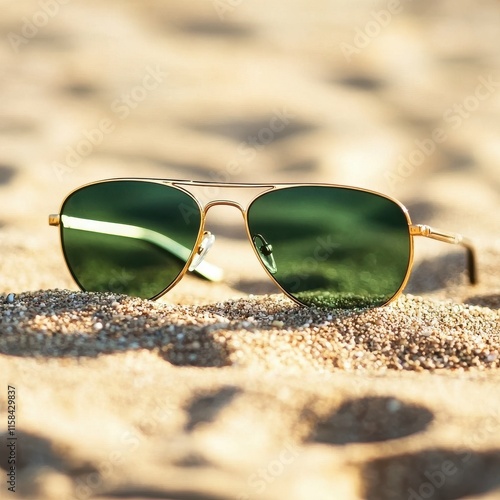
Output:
top-left (1, 1), bottom-right (499, 499)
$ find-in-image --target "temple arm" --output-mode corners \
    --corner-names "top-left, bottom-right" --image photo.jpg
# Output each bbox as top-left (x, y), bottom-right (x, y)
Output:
top-left (410, 224), bottom-right (478, 285)
top-left (49, 214), bottom-right (223, 282)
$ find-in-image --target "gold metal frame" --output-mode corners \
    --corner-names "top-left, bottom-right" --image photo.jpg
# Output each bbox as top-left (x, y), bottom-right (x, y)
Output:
top-left (49, 178), bottom-right (478, 308)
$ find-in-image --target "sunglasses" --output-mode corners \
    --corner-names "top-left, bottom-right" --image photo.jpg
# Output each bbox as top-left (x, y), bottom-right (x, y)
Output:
top-left (49, 179), bottom-right (477, 310)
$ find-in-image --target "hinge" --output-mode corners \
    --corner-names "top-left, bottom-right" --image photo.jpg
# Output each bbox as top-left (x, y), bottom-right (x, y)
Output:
top-left (409, 224), bottom-right (429, 236)
top-left (48, 214), bottom-right (60, 226)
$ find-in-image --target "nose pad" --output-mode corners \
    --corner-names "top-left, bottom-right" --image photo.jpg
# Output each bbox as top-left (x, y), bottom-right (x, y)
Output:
top-left (189, 231), bottom-right (216, 272)
top-left (252, 233), bottom-right (277, 274)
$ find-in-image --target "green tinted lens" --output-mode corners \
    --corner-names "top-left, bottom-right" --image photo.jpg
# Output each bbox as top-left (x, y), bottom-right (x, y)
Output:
top-left (60, 181), bottom-right (201, 299)
top-left (247, 186), bottom-right (411, 309)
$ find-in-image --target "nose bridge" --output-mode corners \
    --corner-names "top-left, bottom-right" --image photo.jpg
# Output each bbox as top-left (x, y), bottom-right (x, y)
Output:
top-left (203, 199), bottom-right (246, 216)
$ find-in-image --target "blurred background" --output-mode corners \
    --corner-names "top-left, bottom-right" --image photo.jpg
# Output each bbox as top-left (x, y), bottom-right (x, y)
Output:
top-left (1, 0), bottom-right (499, 301)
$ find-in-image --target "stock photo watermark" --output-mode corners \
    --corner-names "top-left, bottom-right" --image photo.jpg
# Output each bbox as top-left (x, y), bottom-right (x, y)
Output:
top-left (7, 0), bottom-right (71, 53)
top-left (385, 73), bottom-right (500, 191)
top-left (70, 430), bottom-right (140, 500)
top-left (6, 385), bottom-right (17, 494)
top-left (237, 442), bottom-right (300, 499)
top-left (283, 235), bottom-right (339, 292)
top-left (175, 106), bottom-right (296, 218)
top-left (407, 408), bottom-right (500, 500)
top-left (51, 64), bottom-right (166, 181)
top-left (70, 400), bottom-right (173, 500)
top-left (340, 0), bottom-right (413, 62)
top-left (110, 65), bottom-right (166, 120)
top-left (207, 107), bottom-right (296, 184)
top-left (407, 458), bottom-right (462, 500)
top-left (106, 268), bottom-right (136, 295)
top-left (212, 0), bottom-right (244, 21)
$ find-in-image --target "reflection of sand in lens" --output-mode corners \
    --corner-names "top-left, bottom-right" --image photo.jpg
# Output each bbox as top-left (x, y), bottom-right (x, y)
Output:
top-left (63, 230), bottom-right (186, 298)
top-left (295, 290), bottom-right (388, 309)
top-left (247, 186), bottom-right (410, 308)
top-left (61, 181), bottom-right (202, 299)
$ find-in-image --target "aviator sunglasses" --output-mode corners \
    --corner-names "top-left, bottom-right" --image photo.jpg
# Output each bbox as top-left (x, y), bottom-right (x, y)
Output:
top-left (49, 179), bottom-right (477, 310)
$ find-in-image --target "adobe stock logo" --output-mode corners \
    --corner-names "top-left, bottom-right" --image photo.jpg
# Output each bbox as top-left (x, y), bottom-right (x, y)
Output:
top-left (238, 442), bottom-right (300, 499)
top-left (282, 235), bottom-right (339, 293)
top-left (176, 107), bottom-right (295, 209)
top-left (340, 0), bottom-right (413, 62)
top-left (110, 66), bottom-right (166, 120)
top-left (212, 0), bottom-right (244, 20)
top-left (52, 65), bottom-right (166, 181)
top-left (407, 459), bottom-right (460, 500)
top-left (7, 0), bottom-right (71, 53)
top-left (385, 73), bottom-right (500, 191)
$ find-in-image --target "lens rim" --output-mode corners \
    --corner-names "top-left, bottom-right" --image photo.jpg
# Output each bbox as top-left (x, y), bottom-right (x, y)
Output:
top-left (58, 178), bottom-right (205, 300)
top-left (244, 184), bottom-right (414, 309)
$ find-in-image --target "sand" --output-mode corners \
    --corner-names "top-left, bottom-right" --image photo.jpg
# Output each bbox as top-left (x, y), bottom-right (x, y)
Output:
top-left (1, 1), bottom-right (500, 499)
